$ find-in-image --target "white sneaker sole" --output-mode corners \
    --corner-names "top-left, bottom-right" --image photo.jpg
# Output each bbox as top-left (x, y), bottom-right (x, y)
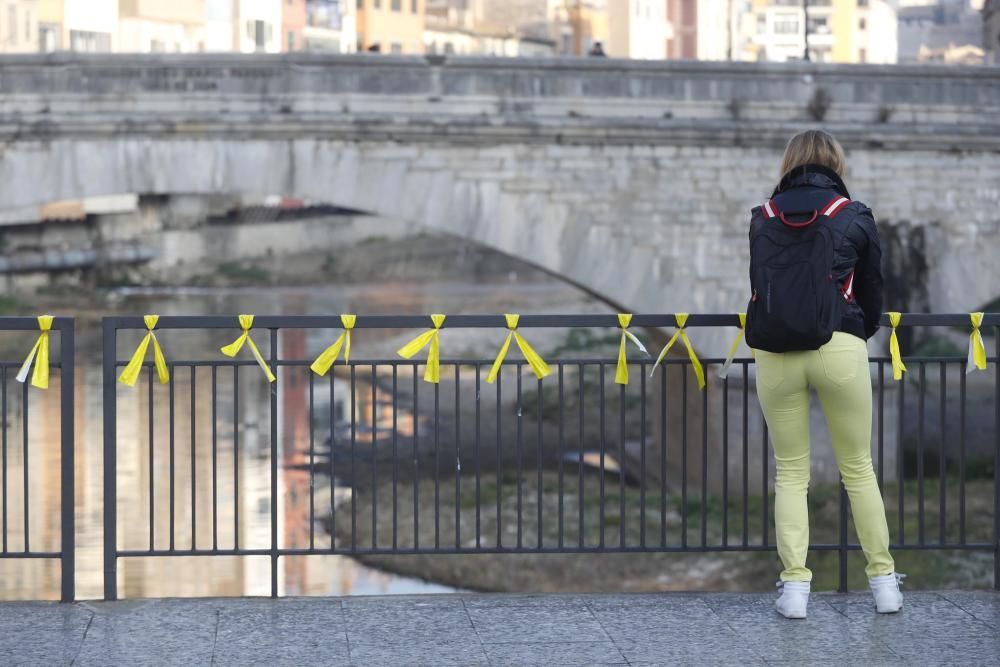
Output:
top-left (775, 605), bottom-right (807, 619)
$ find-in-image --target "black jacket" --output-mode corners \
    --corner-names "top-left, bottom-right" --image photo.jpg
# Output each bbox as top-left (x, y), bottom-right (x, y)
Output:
top-left (749, 164), bottom-right (884, 340)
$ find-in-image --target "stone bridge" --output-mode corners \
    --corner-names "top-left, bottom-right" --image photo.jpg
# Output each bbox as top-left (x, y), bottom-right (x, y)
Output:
top-left (1, 54), bottom-right (999, 352)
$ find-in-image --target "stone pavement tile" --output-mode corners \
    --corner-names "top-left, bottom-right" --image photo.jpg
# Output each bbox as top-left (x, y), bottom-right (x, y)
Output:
top-left (613, 638), bottom-right (768, 666)
top-left (823, 591), bottom-right (1000, 665)
top-left (936, 590), bottom-right (1000, 629)
top-left (213, 599), bottom-right (350, 667)
top-left (584, 592), bottom-right (708, 612)
top-left (467, 603), bottom-right (607, 644)
top-left (481, 640), bottom-right (627, 666)
top-left (342, 594), bottom-right (466, 610)
top-left (347, 639), bottom-right (490, 666)
top-left (462, 593), bottom-right (597, 609)
top-left (73, 599), bottom-right (218, 667)
top-left (761, 660), bottom-right (910, 667)
top-left (343, 598), bottom-right (477, 644)
top-left (703, 592), bottom-right (902, 664)
top-left (589, 597), bottom-right (764, 665)
top-left (0, 601), bottom-right (93, 667)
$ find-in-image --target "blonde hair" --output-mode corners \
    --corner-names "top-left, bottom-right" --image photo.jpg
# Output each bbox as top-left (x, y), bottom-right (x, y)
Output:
top-left (779, 130), bottom-right (847, 179)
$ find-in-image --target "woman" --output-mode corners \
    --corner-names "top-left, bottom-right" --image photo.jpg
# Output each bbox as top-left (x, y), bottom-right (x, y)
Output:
top-left (746, 130), bottom-right (904, 619)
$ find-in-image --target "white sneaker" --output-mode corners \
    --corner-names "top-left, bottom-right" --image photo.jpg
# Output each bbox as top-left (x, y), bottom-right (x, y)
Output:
top-left (869, 572), bottom-right (906, 613)
top-left (775, 580), bottom-right (810, 619)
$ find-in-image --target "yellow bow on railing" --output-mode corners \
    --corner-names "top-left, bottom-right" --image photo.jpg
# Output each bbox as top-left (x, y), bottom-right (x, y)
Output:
top-left (614, 314), bottom-right (648, 385)
top-left (887, 312), bottom-right (907, 381)
top-left (16, 315), bottom-right (53, 390)
top-left (649, 313), bottom-right (705, 390)
top-left (486, 314), bottom-right (551, 384)
top-left (310, 314), bottom-right (356, 377)
top-left (397, 314), bottom-right (446, 384)
top-left (967, 312), bottom-right (987, 375)
top-left (221, 314), bottom-right (276, 383)
top-left (118, 315), bottom-right (170, 387)
top-left (718, 313), bottom-right (748, 380)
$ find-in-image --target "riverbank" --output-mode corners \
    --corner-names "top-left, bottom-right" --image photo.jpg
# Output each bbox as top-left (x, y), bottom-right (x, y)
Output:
top-left (333, 474), bottom-right (996, 593)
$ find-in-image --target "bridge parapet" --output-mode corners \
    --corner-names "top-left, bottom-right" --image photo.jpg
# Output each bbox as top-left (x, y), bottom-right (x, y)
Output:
top-left (0, 54), bottom-right (997, 149)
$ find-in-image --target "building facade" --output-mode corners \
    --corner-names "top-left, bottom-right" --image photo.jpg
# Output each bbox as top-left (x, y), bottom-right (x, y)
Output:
top-left (118, 0), bottom-right (207, 52)
top-left (356, 0), bottom-right (424, 53)
top-left (233, 0), bottom-right (282, 53)
top-left (38, 0), bottom-right (117, 52)
top-left (282, 0), bottom-right (307, 50)
top-left (606, 0), bottom-right (672, 59)
top-left (0, 0), bottom-right (38, 53)
top-left (748, 0), bottom-right (897, 63)
top-left (300, 0), bottom-right (355, 51)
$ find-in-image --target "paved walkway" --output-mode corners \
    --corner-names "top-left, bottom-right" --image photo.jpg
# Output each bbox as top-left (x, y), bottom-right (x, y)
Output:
top-left (2, 590), bottom-right (998, 666)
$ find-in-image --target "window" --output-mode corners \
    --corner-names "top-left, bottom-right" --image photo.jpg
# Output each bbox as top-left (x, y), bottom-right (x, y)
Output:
top-left (774, 15), bottom-right (799, 35)
top-left (288, 31), bottom-right (295, 50)
top-left (7, 5), bottom-right (16, 43)
top-left (24, 9), bottom-right (31, 42)
top-left (38, 24), bottom-right (57, 52)
top-left (247, 20), bottom-right (268, 50)
top-left (69, 30), bottom-right (111, 52)
top-left (374, 0), bottom-right (380, 8)
top-left (390, 41), bottom-right (402, 53)
top-left (357, 0), bottom-right (362, 8)
top-left (411, 0), bottom-right (417, 12)
top-left (391, 0), bottom-right (401, 10)
top-left (859, 18), bottom-right (866, 30)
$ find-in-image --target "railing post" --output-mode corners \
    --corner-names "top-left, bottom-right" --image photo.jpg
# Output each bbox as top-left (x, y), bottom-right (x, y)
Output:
top-left (839, 480), bottom-right (848, 593)
top-left (59, 319), bottom-right (75, 602)
top-left (270, 327), bottom-right (279, 599)
top-left (103, 319), bottom-right (118, 601)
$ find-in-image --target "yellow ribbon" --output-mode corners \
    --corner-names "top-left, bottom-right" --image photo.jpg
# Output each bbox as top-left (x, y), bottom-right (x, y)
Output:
top-left (718, 313), bottom-right (748, 380)
top-left (310, 314), bottom-right (357, 377)
top-left (486, 314), bottom-right (551, 384)
top-left (221, 314), bottom-right (276, 383)
top-left (16, 316), bottom-right (53, 390)
top-left (649, 313), bottom-right (706, 390)
top-left (887, 312), bottom-right (907, 381)
top-left (397, 314), bottom-right (446, 384)
top-left (118, 315), bottom-right (170, 387)
top-left (967, 312), bottom-right (987, 374)
top-left (614, 313), bottom-right (648, 385)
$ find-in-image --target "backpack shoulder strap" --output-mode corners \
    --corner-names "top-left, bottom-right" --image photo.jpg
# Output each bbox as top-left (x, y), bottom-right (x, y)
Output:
top-left (762, 199), bottom-right (778, 219)
top-left (821, 196), bottom-right (852, 219)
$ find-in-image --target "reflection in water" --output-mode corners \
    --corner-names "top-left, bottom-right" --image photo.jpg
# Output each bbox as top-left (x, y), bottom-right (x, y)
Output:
top-left (0, 344), bottom-right (443, 601)
top-left (0, 280), bottom-right (591, 600)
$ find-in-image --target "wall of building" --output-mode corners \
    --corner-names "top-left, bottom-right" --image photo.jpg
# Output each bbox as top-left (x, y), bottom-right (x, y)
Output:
top-left (607, 0), bottom-right (671, 59)
top-left (62, 0), bottom-right (118, 51)
top-left (0, 0), bottom-right (39, 53)
top-left (235, 0), bottom-right (282, 53)
top-left (282, 0), bottom-right (307, 51)
top-left (357, 0), bottom-right (424, 54)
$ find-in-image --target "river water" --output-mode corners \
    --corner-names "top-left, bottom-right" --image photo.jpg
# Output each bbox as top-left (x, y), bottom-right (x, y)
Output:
top-left (0, 276), bottom-right (600, 601)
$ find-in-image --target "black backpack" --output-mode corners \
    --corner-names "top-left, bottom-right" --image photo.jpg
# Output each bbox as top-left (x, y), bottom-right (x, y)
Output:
top-left (745, 195), bottom-right (854, 352)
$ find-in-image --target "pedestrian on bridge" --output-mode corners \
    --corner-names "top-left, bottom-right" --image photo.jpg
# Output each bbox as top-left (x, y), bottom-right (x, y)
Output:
top-left (745, 129), bottom-right (905, 620)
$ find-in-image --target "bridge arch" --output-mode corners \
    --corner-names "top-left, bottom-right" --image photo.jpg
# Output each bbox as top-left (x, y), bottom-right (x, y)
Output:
top-left (2, 55), bottom-right (999, 353)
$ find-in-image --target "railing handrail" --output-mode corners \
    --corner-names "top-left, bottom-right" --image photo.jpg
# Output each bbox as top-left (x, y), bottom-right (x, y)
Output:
top-left (101, 313), bottom-right (1000, 330)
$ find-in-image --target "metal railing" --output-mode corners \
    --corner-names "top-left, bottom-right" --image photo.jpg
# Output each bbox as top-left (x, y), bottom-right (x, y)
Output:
top-left (0, 317), bottom-right (74, 602)
top-left (100, 314), bottom-right (999, 600)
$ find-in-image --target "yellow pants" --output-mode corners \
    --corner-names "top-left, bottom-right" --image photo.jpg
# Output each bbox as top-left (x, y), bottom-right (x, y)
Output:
top-left (754, 331), bottom-right (895, 582)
